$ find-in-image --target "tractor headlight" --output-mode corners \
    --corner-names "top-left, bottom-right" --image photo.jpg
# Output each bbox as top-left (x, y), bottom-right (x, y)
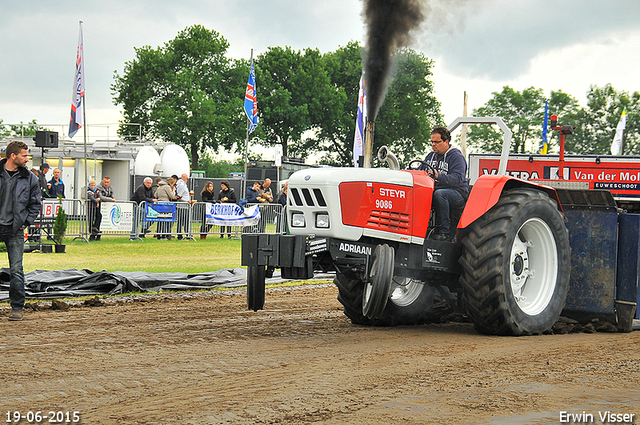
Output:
top-left (291, 213), bottom-right (306, 227)
top-left (315, 213), bottom-right (330, 228)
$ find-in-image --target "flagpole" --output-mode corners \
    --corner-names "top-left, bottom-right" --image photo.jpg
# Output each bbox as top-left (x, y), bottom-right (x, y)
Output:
top-left (77, 20), bottom-right (88, 189)
top-left (459, 91), bottom-right (468, 158)
top-left (243, 49), bottom-right (253, 197)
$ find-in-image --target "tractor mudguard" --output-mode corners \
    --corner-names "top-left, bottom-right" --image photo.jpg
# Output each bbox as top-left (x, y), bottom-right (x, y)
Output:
top-left (458, 175), bottom-right (561, 230)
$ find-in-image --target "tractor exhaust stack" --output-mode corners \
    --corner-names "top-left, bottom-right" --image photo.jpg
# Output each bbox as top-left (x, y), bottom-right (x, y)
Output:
top-left (364, 121), bottom-right (375, 168)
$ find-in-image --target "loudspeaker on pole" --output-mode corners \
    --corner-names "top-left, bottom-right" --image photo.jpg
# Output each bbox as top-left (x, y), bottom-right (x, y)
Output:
top-left (33, 131), bottom-right (59, 148)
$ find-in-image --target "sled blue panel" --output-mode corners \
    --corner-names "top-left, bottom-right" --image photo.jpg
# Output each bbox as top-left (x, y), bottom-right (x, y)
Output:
top-left (562, 208), bottom-right (618, 322)
top-left (617, 214), bottom-right (640, 320)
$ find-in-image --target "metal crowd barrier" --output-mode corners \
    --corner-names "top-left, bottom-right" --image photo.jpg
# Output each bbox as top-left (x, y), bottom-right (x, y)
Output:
top-left (243, 203), bottom-right (285, 234)
top-left (92, 200), bottom-right (139, 239)
top-left (26, 199), bottom-right (89, 248)
top-left (25, 200), bottom-right (286, 247)
top-left (133, 201), bottom-right (286, 240)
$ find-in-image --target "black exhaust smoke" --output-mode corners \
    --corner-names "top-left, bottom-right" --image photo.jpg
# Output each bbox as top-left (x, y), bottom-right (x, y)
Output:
top-left (363, 0), bottom-right (424, 120)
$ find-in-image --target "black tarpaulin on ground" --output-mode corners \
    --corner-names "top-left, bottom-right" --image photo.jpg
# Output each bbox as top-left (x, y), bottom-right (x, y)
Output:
top-left (0, 267), bottom-right (249, 301)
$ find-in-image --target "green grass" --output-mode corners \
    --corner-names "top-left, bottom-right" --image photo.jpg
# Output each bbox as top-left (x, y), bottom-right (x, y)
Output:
top-left (1, 236), bottom-right (333, 307)
top-left (8, 236), bottom-right (244, 274)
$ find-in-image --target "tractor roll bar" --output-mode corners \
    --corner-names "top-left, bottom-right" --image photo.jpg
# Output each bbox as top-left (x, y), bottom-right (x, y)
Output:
top-left (448, 117), bottom-right (513, 176)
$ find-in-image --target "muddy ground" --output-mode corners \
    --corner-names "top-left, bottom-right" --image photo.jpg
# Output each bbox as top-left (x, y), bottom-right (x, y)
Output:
top-left (1, 283), bottom-right (639, 425)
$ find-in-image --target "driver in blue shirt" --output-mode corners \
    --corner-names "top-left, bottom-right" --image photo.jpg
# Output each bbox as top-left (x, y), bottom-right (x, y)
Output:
top-left (422, 126), bottom-right (469, 241)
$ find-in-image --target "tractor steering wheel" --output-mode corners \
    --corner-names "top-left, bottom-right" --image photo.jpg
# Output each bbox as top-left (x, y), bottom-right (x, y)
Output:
top-left (408, 159), bottom-right (437, 178)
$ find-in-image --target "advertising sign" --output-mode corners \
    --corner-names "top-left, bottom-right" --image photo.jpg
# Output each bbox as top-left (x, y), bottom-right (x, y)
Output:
top-left (100, 202), bottom-right (134, 231)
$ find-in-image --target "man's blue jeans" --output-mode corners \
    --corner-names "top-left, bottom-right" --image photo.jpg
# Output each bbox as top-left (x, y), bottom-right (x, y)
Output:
top-left (0, 226), bottom-right (26, 310)
top-left (432, 189), bottom-right (466, 234)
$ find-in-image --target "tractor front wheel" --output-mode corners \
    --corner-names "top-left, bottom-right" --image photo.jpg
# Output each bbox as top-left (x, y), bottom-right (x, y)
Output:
top-left (362, 244), bottom-right (395, 319)
top-left (335, 243), bottom-right (439, 326)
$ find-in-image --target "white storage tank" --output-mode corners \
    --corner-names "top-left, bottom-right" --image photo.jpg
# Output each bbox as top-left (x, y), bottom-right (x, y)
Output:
top-left (134, 146), bottom-right (161, 176)
top-left (160, 144), bottom-right (190, 178)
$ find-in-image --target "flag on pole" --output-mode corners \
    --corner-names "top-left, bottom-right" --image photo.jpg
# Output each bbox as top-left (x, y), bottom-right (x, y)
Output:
top-left (244, 61), bottom-right (258, 134)
top-left (69, 23), bottom-right (85, 138)
top-left (611, 110), bottom-right (627, 155)
top-left (353, 73), bottom-right (366, 167)
top-left (540, 100), bottom-right (549, 154)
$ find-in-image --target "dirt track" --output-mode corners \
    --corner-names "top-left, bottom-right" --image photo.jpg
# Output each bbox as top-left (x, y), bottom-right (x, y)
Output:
top-left (2, 283), bottom-right (639, 425)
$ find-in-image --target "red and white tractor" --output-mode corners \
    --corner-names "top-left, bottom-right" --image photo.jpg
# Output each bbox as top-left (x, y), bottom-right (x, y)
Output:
top-left (242, 118), bottom-right (639, 335)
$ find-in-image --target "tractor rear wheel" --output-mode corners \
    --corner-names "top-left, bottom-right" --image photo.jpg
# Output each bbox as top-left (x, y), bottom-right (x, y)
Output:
top-left (247, 265), bottom-right (266, 311)
top-left (459, 189), bottom-right (570, 335)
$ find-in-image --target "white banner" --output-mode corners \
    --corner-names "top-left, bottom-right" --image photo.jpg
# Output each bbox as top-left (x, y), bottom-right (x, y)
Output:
top-left (100, 202), bottom-right (134, 231)
top-left (205, 203), bottom-right (260, 227)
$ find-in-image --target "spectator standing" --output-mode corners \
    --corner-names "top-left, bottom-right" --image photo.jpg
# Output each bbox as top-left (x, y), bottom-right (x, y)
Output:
top-left (48, 168), bottom-right (65, 199)
top-left (131, 177), bottom-right (157, 238)
top-left (97, 176), bottom-right (115, 202)
top-left (217, 180), bottom-right (237, 239)
top-left (38, 163), bottom-right (51, 199)
top-left (260, 178), bottom-right (274, 203)
top-left (276, 183), bottom-right (288, 234)
top-left (175, 173), bottom-right (191, 240)
top-left (156, 177), bottom-right (178, 240)
top-left (245, 181), bottom-right (265, 204)
top-left (153, 177), bottom-right (163, 197)
top-left (199, 181), bottom-right (215, 239)
top-left (0, 141), bottom-right (41, 321)
top-left (277, 181), bottom-right (288, 207)
top-left (87, 180), bottom-right (102, 241)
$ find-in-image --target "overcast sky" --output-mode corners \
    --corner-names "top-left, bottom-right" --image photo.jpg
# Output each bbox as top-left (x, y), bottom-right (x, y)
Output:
top-left (1, 0), bottom-right (639, 153)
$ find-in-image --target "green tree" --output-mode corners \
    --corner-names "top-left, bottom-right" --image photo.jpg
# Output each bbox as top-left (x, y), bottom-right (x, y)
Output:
top-left (314, 46), bottom-right (442, 167)
top-left (0, 120), bottom-right (9, 140)
top-left (545, 90), bottom-right (583, 154)
top-left (8, 119), bottom-right (46, 138)
top-left (468, 86), bottom-right (546, 154)
top-left (197, 151), bottom-right (244, 178)
top-left (568, 84), bottom-right (639, 155)
top-left (256, 46), bottom-right (339, 159)
top-left (624, 91), bottom-right (640, 155)
top-left (312, 41), bottom-right (362, 166)
top-left (112, 25), bottom-right (245, 168)
top-left (373, 49), bottom-right (443, 166)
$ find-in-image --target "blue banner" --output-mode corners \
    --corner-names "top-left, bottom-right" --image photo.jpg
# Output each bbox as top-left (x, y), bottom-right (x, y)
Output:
top-left (145, 202), bottom-right (176, 222)
top-left (244, 61), bottom-right (258, 134)
top-left (205, 203), bottom-right (260, 227)
top-left (540, 100), bottom-right (548, 154)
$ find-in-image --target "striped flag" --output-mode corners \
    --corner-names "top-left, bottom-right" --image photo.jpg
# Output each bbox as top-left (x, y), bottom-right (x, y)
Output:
top-left (244, 61), bottom-right (258, 134)
top-left (540, 100), bottom-right (548, 154)
top-left (69, 23), bottom-right (84, 138)
top-left (611, 110), bottom-right (626, 155)
top-left (353, 73), bottom-right (366, 167)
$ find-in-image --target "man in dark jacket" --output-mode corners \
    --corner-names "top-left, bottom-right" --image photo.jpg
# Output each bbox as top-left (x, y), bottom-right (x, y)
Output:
top-left (48, 168), bottom-right (65, 199)
top-left (131, 177), bottom-right (157, 239)
top-left (0, 141), bottom-right (41, 321)
top-left (245, 181), bottom-right (264, 203)
top-left (97, 176), bottom-right (115, 202)
top-left (38, 162), bottom-right (51, 198)
top-left (422, 126), bottom-right (469, 241)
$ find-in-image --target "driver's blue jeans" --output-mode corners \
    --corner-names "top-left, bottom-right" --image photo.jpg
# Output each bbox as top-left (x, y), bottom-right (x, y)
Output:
top-left (432, 189), bottom-right (465, 234)
top-left (0, 226), bottom-right (26, 310)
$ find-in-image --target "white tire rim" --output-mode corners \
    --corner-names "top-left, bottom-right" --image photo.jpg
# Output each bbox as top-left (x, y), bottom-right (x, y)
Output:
top-left (510, 217), bottom-right (558, 315)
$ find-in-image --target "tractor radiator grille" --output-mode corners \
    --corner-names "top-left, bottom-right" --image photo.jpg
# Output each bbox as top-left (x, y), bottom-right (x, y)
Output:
top-left (290, 188), bottom-right (327, 207)
top-left (367, 210), bottom-right (410, 231)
